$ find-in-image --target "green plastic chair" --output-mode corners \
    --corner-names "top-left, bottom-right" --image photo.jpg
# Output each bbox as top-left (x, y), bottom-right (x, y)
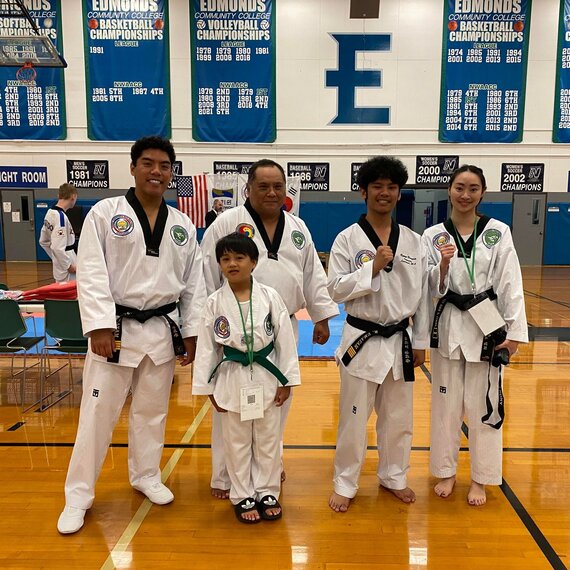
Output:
top-left (0, 299), bottom-right (43, 407)
top-left (38, 300), bottom-right (88, 412)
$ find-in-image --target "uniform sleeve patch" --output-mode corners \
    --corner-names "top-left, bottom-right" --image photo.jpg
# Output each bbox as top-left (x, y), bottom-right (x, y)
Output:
top-left (264, 313), bottom-right (274, 336)
top-left (170, 225), bottom-right (189, 246)
top-left (291, 230), bottom-right (306, 249)
top-left (482, 228), bottom-right (502, 248)
top-left (236, 223), bottom-right (255, 238)
top-left (432, 232), bottom-right (451, 250)
top-left (111, 215), bottom-right (134, 236)
top-left (214, 316), bottom-right (230, 338)
top-left (354, 249), bottom-right (375, 268)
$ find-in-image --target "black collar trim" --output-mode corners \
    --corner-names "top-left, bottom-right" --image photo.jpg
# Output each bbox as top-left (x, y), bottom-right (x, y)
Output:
top-left (126, 187), bottom-right (168, 257)
top-left (357, 214), bottom-right (400, 272)
top-left (444, 215), bottom-right (491, 259)
top-left (244, 198), bottom-right (285, 261)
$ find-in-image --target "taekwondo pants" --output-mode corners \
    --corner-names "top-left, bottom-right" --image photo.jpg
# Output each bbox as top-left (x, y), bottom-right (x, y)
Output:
top-left (221, 405), bottom-right (282, 505)
top-left (333, 368), bottom-right (413, 499)
top-left (429, 350), bottom-right (503, 485)
top-left (64, 353), bottom-right (176, 510)
top-left (210, 316), bottom-right (299, 490)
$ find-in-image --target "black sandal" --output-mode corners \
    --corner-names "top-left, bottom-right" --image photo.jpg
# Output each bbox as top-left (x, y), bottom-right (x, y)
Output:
top-left (234, 497), bottom-right (261, 524)
top-left (258, 495), bottom-right (282, 520)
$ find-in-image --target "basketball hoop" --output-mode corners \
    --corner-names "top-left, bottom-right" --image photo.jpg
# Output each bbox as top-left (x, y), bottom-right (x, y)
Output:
top-left (16, 61), bottom-right (36, 83)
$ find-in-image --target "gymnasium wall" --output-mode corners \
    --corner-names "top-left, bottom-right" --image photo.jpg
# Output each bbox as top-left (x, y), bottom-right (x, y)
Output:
top-left (0, 0), bottom-right (568, 192)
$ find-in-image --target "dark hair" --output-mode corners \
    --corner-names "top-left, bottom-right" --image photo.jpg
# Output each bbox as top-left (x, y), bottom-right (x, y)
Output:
top-left (215, 232), bottom-right (259, 263)
top-left (130, 136), bottom-right (176, 166)
top-left (356, 156), bottom-right (408, 190)
top-left (247, 159), bottom-right (286, 185)
top-left (448, 164), bottom-right (487, 191)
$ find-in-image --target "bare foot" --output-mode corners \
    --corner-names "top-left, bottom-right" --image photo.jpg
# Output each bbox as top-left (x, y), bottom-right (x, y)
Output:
top-left (240, 506), bottom-right (261, 522)
top-left (281, 470), bottom-right (286, 483)
top-left (467, 481), bottom-right (486, 506)
top-left (328, 491), bottom-right (351, 512)
top-left (434, 476), bottom-right (456, 498)
top-left (211, 487), bottom-right (230, 500)
top-left (381, 485), bottom-right (416, 503)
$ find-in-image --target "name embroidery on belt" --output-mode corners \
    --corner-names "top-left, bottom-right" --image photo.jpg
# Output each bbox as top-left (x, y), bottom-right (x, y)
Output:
top-left (92, 389), bottom-right (100, 397)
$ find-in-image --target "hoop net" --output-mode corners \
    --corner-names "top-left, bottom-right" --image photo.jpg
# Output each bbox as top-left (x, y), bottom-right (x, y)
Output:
top-left (16, 61), bottom-right (37, 83)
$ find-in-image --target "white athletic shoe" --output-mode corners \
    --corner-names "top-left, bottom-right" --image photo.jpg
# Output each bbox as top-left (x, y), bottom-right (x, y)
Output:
top-left (57, 506), bottom-right (86, 534)
top-left (133, 481), bottom-right (174, 505)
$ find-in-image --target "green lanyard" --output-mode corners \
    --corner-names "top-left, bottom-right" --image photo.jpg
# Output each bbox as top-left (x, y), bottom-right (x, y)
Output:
top-left (452, 217), bottom-right (478, 293)
top-left (235, 279), bottom-right (254, 370)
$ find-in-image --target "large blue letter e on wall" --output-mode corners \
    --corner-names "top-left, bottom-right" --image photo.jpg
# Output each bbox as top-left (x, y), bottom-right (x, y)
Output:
top-left (326, 34), bottom-right (391, 125)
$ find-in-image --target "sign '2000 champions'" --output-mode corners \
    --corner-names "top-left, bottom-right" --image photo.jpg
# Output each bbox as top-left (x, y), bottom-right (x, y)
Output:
top-left (190, 0), bottom-right (275, 143)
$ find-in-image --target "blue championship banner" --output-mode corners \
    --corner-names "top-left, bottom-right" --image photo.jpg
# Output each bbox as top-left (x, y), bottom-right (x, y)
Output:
top-left (439, 0), bottom-right (532, 143)
top-left (190, 0), bottom-right (275, 142)
top-left (0, 1), bottom-right (66, 140)
top-left (553, 0), bottom-right (570, 142)
top-left (84, 0), bottom-right (170, 140)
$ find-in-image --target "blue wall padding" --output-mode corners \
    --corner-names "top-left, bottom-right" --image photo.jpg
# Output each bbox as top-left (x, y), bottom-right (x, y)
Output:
top-left (544, 204), bottom-right (570, 265)
top-left (477, 202), bottom-right (512, 227)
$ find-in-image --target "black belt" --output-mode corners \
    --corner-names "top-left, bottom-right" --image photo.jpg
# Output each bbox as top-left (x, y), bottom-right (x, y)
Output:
top-left (341, 314), bottom-right (415, 382)
top-left (430, 288), bottom-right (496, 351)
top-left (65, 245), bottom-right (75, 251)
top-left (107, 302), bottom-right (185, 363)
top-left (430, 287), bottom-right (505, 430)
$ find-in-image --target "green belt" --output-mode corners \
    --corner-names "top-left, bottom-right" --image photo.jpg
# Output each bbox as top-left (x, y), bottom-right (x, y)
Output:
top-left (208, 341), bottom-right (289, 386)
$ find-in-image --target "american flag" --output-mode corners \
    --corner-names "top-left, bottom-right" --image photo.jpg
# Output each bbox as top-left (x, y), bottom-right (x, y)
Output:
top-left (176, 175), bottom-right (208, 228)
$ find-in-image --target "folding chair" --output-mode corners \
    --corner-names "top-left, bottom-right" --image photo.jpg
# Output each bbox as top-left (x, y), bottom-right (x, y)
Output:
top-left (37, 299), bottom-right (88, 412)
top-left (0, 299), bottom-right (43, 407)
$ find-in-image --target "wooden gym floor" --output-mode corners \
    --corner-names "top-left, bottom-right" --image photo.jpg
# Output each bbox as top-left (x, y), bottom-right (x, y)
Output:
top-left (0, 262), bottom-right (568, 569)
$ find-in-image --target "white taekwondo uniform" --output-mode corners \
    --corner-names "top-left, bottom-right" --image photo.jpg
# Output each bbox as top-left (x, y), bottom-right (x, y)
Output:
top-left (39, 206), bottom-right (77, 283)
top-left (201, 200), bottom-right (338, 489)
top-left (328, 216), bottom-right (430, 498)
top-left (422, 216), bottom-right (527, 485)
top-left (193, 278), bottom-right (300, 504)
top-left (63, 188), bottom-right (206, 510)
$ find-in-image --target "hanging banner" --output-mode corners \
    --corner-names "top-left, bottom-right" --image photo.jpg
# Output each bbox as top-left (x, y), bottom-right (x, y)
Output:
top-left (190, 0), bottom-right (276, 142)
top-left (83, 0), bottom-right (171, 140)
top-left (553, 0), bottom-right (570, 142)
top-left (0, 166), bottom-right (48, 188)
top-left (500, 163), bottom-right (544, 192)
top-left (0, 1), bottom-right (66, 140)
top-left (415, 156), bottom-right (459, 185)
top-left (213, 161), bottom-right (254, 176)
top-left (66, 160), bottom-right (109, 189)
top-left (287, 162), bottom-right (330, 191)
top-left (439, 0), bottom-right (532, 143)
top-left (351, 163), bottom-right (363, 191)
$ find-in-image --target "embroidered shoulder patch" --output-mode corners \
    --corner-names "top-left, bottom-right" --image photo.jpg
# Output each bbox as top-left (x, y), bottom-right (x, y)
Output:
top-left (354, 249), bottom-right (375, 268)
top-left (482, 228), bottom-right (502, 248)
top-left (291, 230), bottom-right (306, 250)
top-left (170, 225), bottom-right (189, 246)
top-left (264, 313), bottom-right (274, 336)
top-left (214, 316), bottom-right (230, 339)
top-left (236, 223), bottom-right (255, 238)
top-left (433, 232), bottom-right (451, 250)
top-left (111, 215), bottom-right (134, 236)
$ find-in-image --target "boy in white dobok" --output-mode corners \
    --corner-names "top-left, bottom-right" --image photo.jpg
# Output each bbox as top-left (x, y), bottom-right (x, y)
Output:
top-left (57, 136), bottom-right (206, 534)
top-left (328, 156), bottom-right (430, 513)
top-left (39, 182), bottom-right (78, 283)
top-left (193, 232), bottom-right (300, 523)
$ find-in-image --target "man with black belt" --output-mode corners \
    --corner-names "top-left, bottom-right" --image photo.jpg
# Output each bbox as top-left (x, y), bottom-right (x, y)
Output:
top-left (57, 136), bottom-right (206, 534)
top-left (327, 156), bottom-right (430, 513)
top-left (39, 182), bottom-right (78, 283)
